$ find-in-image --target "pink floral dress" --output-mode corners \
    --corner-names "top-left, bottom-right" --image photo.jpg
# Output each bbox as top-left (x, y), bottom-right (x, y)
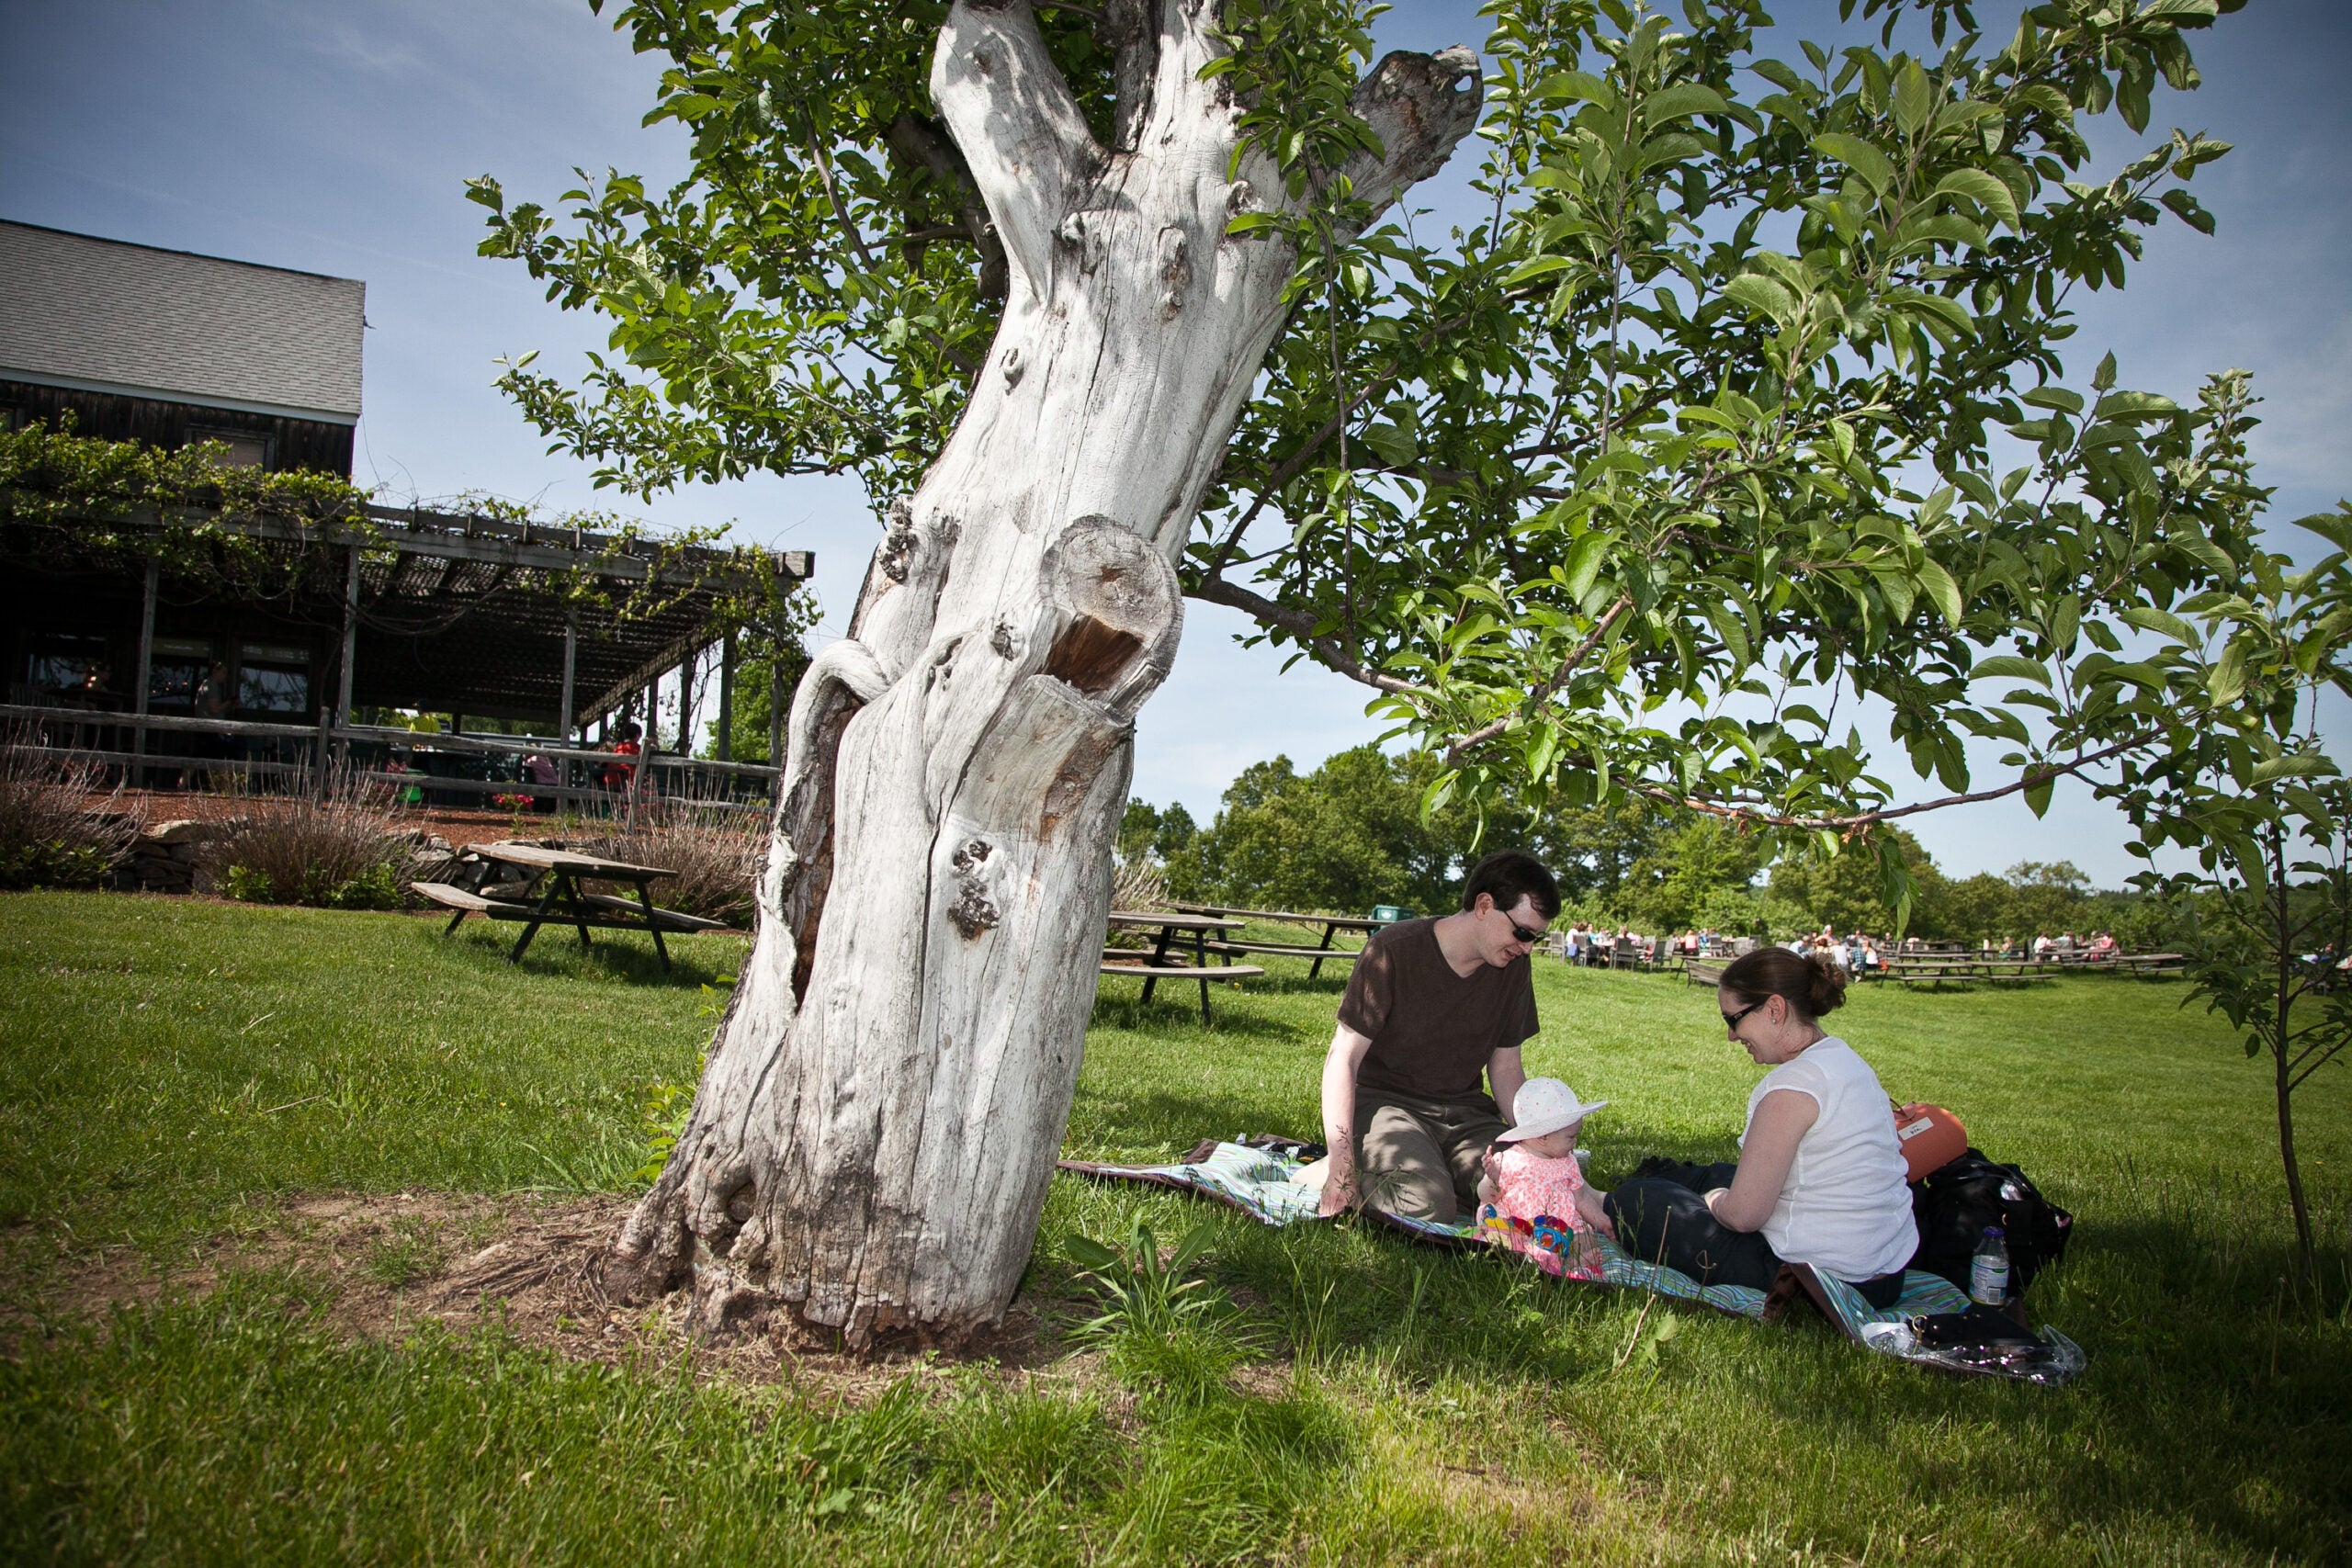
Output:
top-left (1477, 1145), bottom-right (1604, 1279)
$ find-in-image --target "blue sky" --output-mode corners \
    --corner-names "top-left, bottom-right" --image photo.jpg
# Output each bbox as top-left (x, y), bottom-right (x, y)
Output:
top-left (4, 0), bottom-right (2345, 885)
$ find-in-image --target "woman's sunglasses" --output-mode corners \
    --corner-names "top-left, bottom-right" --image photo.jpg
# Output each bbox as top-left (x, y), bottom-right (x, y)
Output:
top-left (1722, 998), bottom-right (1768, 1032)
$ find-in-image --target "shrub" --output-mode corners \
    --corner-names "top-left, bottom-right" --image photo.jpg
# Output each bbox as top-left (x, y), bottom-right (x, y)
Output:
top-left (323, 861), bottom-right (408, 910)
top-left (0, 738), bottom-right (142, 890)
top-left (576, 806), bottom-right (763, 927)
top-left (1113, 856), bottom-right (1169, 912)
top-left (200, 778), bottom-right (422, 909)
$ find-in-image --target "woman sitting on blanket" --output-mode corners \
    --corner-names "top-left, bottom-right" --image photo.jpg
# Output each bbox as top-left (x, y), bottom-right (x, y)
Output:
top-left (1588, 947), bottom-right (1919, 1308)
top-left (1474, 1077), bottom-right (1614, 1279)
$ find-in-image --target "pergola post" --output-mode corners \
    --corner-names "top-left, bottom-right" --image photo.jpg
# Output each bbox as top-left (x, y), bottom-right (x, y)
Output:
top-left (336, 544), bottom-right (359, 726)
top-left (312, 705), bottom-right (331, 803)
top-left (132, 554), bottom-right (158, 784)
top-left (676, 647), bottom-right (696, 761)
top-left (558, 616), bottom-right (577, 742)
top-left (640, 677), bottom-right (660, 820)
top-left (717, 629), bottom-right (735, 764)
top-left (332, 543), bottom-right (359, 791)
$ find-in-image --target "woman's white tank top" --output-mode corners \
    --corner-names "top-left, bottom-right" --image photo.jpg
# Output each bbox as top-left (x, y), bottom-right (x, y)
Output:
top-left (1739, 1037), bottom-right (1917, 1281)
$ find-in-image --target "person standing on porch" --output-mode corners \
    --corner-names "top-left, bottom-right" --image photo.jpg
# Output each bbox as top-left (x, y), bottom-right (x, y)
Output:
top-left (598, 720), bottom-right (643, 792)
top-left (1316, 851), bottom-right (1561, 1224)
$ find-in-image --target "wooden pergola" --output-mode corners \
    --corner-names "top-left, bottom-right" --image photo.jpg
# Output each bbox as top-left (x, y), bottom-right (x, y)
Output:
top-left (2, 495), bottom-right (814, 799)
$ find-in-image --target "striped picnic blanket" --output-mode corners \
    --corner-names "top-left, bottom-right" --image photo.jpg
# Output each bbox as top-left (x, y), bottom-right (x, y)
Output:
top-left (1058, 1140), bottom-right (2082, 1384)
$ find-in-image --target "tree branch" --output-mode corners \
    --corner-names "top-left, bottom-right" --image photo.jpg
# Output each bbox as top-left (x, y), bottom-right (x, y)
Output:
top-left (1334, 47), bottom-right (1485, 220)
top-left (1202, 369), bottom-right (1400, 581)
top-left (806, 137), bottom-right (879, 275)
top-left (1187, 574), bottom-right (1432, 697)
top-left (1443, 594), bottom-right (1635, 763)
top-left (1101, 0), bottom-right (1158, 152)
top-left (885, 112), bottom-right (1010, 302)
top-left (1623, 729), bottom-right (2166, 834)
top-left (2290, 1044), bottom-right (2346, 1095)
top-left (931, 0), bottom-right (1105, 299)
top-left (1202, 287), bottom-right (1542, 583)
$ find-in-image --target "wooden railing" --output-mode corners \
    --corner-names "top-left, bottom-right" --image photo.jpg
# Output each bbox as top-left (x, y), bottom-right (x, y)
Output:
top-left (0, 703), bottom-right (779, 815)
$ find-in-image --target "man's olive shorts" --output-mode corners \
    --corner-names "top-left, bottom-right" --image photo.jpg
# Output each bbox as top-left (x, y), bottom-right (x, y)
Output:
top-left (1352, 1089), bottom-right (1506, 1224)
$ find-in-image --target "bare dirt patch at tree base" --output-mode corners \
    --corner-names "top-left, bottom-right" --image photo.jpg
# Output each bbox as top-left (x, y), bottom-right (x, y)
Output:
top-left (3, 1190), bottom-right (1083, 1401)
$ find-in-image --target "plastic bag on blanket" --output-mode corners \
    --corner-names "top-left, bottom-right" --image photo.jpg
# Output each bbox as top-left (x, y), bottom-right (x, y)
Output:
top-left (1808, 1269), bottom-right (2086, 1385)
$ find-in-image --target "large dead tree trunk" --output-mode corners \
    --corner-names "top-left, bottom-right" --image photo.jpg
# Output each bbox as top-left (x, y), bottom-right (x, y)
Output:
top-left (613, 0), bottom-right (1480, 1346)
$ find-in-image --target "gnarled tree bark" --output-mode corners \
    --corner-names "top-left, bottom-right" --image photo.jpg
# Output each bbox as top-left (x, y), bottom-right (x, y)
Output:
top-left (612, 0), bottom-right (1480, 1346)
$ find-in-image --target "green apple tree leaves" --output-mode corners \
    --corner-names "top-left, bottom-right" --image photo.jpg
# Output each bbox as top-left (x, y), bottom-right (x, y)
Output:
top-left (1189, 0), bottom-right (2257, 925)
top-left (470, 0), bottom-right (2275, 922)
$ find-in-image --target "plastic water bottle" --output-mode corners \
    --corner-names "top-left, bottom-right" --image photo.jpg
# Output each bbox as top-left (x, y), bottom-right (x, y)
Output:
top-left (1970, 1224), bottom-right (2012, 1305)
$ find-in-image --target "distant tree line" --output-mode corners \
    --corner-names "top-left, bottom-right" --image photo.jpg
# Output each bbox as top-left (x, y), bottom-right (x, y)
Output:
top-left (1124, 745), bottom-right (2175, 945)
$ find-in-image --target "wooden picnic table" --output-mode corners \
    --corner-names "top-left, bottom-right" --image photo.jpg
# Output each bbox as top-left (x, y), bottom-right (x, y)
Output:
top-left (1879, 951), bottom-right (2188, 988)
top-left (1876, 953), bottom-right (2029, 988)
top-left (412, 840), bottom-right (728, 973)
top-left (1100, 909), bottom-right (1262, 1023)
top-left (1170, 902), bottom-right (1384, 978)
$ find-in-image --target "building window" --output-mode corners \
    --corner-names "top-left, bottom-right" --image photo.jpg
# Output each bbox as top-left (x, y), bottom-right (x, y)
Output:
top-left (24, 632), bottom-right (112, 701)
top-left (236, 642), bottom-right (311, 714)
top-left (148, 637), bottom-right (213, 709)
top-left (187, 426), bottom-right (272, 469)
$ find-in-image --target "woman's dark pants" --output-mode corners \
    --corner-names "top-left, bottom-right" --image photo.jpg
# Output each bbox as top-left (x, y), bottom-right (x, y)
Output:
top-left (1604, 1160), bottom-right (1905, 1309)
top-left (1605, 1164), bottom-right (1779, 1290)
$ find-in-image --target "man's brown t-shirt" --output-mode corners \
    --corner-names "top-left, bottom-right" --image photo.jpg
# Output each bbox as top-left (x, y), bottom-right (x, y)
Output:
top-left (1338, 917), bottom-right (1539, 1107)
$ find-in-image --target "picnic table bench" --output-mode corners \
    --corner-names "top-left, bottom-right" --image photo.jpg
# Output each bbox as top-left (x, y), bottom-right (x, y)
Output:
top-left (1170, 903), bottom-right (1385, 979)
top-left (1100, 910), bottom-right (1263, 1023)
top-left (1881, 955), bottom-right (2010, 988)
top-left (1908, 962), bottom-right (1996, 988)
top-left (413, 840), bottom-right (728, 972)
top-left (1683, 958), bottom-right (1727, 988)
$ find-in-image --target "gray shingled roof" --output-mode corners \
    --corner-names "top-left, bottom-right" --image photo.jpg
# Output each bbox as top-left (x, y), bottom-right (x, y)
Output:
top-left (0, 221), bottom-right (363, 421)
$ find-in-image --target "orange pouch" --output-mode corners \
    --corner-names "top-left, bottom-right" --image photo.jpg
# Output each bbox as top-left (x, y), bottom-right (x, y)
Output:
top-left (1893, 1102), bottom-right (1968, 1183)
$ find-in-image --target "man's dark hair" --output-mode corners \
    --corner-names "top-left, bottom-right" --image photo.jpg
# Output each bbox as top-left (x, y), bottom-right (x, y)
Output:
top-left (1460, 851), bottom-right (1561, 922)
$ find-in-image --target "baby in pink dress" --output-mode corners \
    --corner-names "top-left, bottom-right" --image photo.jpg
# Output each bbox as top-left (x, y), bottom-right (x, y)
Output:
top-left (1476, 1077), bottom-right (1613, 1280)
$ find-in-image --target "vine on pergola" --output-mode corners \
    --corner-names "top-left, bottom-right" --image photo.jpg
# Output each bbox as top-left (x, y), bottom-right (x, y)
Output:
top-left (0, 422), bottom-right (814, 637)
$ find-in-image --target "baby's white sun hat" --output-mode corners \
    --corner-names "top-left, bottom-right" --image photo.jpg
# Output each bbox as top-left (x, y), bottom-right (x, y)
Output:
top-left (1496, 1077), bottom-right (1607, 1143)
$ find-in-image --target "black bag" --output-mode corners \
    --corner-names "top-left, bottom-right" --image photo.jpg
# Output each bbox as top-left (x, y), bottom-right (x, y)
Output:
top-left (1911, 1304), bottom-right (2043, 1350)
top-left (1907, 1147), bottom-right (2073, 1295)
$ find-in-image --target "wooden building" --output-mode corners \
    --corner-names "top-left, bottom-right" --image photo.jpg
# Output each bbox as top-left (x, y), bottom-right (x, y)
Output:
top-left (0, 223), bottom-right (811, 792)
top-left (0, 220), bottom-right (364, 475)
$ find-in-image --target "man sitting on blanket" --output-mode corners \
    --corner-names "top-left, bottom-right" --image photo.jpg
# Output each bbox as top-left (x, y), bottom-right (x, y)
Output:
top-left (1317, 851), bottom-right (1560, 1224)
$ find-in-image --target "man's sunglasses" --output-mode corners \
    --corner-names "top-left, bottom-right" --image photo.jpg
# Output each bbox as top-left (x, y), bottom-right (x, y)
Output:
top-left (1496, 908), bottom-right (1547, 944)
top-left (1722, 998), bottom-right (1768, 1032)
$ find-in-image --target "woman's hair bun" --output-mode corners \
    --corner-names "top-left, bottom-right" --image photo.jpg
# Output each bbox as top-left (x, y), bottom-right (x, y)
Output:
top-left (1804, 950), bottom-right (1849, 1016)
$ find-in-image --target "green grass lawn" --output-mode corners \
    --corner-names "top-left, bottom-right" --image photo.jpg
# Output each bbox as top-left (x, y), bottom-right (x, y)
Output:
top-left (3, 891), bottom-right (2348, 1564)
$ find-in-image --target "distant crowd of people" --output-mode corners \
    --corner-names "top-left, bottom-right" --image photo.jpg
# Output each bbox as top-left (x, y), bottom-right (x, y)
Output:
top-left (1546, 922), bottom-right (2146, 970)
top-left (1552, 923), bottom-right (1729, 965)
top-left (1783, 927), bottom-right (2123, 970)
